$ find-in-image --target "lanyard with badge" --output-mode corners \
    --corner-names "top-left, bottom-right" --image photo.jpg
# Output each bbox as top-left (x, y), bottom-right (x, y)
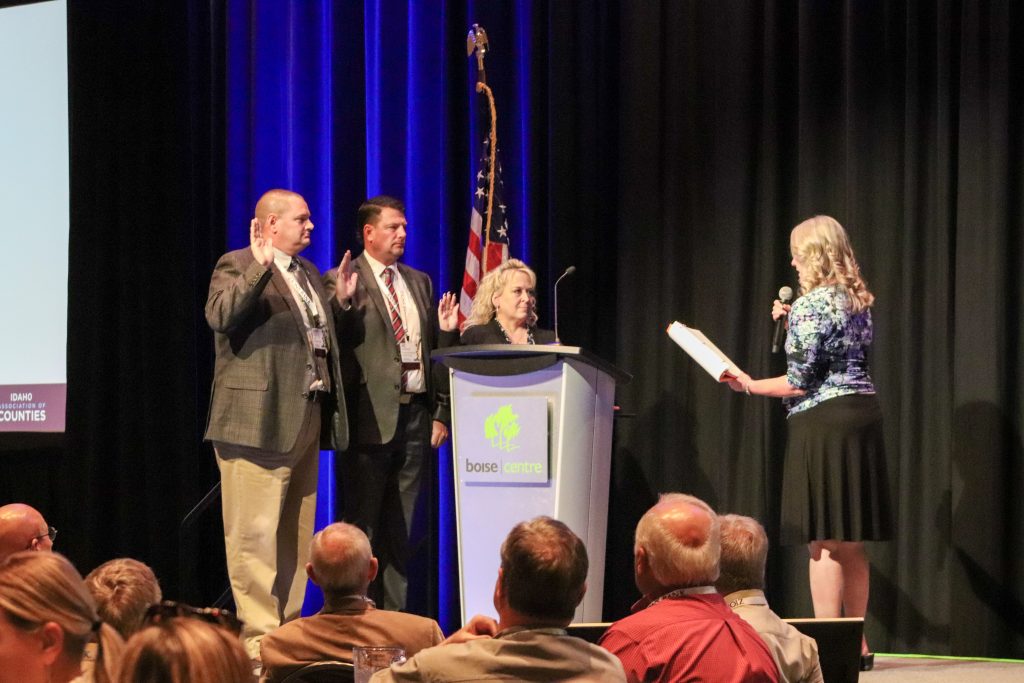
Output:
top-left (288, 265), bottom-right (329, 358)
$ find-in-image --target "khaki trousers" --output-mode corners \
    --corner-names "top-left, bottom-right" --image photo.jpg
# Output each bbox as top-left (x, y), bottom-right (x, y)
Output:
top-left (214, 400), bottom-right (320, 659)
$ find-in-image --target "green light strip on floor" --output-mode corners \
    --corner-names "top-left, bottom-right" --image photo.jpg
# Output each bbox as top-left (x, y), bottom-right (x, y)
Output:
top-left (878, 653), bottom-right (1024, 664)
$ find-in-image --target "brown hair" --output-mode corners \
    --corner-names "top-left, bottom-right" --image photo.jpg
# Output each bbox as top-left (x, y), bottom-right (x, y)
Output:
top-left (355, 195), bottom-right (405, 243)
top-left (85, 558), bottom-right (162, 639)
top-left (500, 517), bottom-right (588, 622)
top-left (0, 551), bottom-right (125, 683)
top-left (116, 617), bottom-right (251, 683)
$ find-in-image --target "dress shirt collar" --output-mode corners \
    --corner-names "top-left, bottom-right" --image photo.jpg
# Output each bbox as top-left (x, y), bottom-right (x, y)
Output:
top-left (320, 594), bottom-right (375, 615)
top-left (362, 250), bottom-right (400, 280)
top-left (632, 585), bottom-right (719, 612)
top-left (273, 247), bottom-right (301, 272)
top-left (722, 589), bottom-right (769, 609)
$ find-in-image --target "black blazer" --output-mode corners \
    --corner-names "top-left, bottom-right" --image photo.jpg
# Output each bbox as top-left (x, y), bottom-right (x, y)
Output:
top-left (460, 318), bottom-right (557, 345)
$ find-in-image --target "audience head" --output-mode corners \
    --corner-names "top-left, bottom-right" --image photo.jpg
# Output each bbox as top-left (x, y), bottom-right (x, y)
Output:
top-left (0, 503), bottom-right (54, 560)
top-left (306, 522), bottom-right (377, 602)
top-left (466, 258), bottom-right (539, 329)
top-left (633, 493), bottom-right (720, 596)
top-left (116, 617), bottom-right (251, 683)
top-left (0, 551), bottom-right (124, 683)
top-left (495, 516), bottom-right (588, 626)
top-left (85, 558), bottom-right (162, 639)
top-left (715, 515), bottom-right (769, 596)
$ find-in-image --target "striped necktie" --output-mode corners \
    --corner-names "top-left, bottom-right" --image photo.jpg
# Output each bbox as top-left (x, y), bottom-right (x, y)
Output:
top-left (382, 267), bottom-right (406, 343)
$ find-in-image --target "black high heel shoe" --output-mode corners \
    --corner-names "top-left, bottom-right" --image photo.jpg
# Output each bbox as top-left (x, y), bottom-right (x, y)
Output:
top-left (860, 653), bottom-right (875, 671)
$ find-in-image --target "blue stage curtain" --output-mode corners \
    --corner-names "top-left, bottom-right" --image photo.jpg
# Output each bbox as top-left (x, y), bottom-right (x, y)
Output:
top-left (224, 0), bottom-right (544, 628)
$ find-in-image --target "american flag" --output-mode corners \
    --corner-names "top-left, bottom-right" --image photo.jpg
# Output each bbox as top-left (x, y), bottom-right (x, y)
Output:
top-left (458, 136), bottom-right (510, 327)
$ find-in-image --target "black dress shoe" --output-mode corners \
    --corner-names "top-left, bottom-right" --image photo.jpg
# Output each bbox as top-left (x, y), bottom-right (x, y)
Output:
top-left (860, 653), bottom-right (875, 671)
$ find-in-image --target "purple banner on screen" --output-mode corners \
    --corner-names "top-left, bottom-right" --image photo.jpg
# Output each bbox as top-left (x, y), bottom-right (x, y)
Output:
top-left (0, 384), bottom-right (66, 432)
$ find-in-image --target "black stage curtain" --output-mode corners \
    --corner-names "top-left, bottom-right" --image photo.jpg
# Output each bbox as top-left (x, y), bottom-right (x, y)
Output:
top-left (598, 0), bottom-right (1024, 658)
top-left (0, 0), bottom-right (230, 607)
top-left (1, 0), bottom-right (1020, 658)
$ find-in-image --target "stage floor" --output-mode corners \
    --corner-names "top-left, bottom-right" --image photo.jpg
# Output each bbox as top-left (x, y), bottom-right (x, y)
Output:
top-left (863, 654), bottom-right (1024, 681)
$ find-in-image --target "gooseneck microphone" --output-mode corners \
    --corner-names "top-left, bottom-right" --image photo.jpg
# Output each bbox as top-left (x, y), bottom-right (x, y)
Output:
top-left (553, 266), bottom-right (576, 344)
top-left (771, 286), bottom-right (794, 353)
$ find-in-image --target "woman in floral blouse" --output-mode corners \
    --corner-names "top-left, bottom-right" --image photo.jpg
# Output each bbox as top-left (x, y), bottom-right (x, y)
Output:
top-left (730, 216), bottom-right (891, 667)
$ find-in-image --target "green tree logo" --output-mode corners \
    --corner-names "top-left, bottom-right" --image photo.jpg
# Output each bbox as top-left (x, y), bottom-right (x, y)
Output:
top-left (484, 404), bottom-right (521, 452)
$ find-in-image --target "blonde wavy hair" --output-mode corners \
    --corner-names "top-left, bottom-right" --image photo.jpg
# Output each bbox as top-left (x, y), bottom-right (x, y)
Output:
top-left (465, 259), bottom-right (539, 329)
top-left (791, 215), bottom-right (875, 312)
top-left (0, 551), bottom-right (125, 683)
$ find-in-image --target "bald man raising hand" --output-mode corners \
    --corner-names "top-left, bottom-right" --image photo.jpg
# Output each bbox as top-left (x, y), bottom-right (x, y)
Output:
top-left (599, 493), bottom-right (780, 683)
top-left (204, 189), bottom-right (352, 659)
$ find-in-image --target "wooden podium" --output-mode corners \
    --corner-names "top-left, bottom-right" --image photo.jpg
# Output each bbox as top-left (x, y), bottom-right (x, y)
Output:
top-left (432, 345), bottom-right (630, 623)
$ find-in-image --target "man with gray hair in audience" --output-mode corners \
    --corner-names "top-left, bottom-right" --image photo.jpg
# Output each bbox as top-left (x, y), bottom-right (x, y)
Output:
top-left (716, 514), bottom-right (823, 683)
top-left (259, 522), bottom-right (443, 682)
top-left (0, 503), bottom-right (55, 561)
top-left (600, 493), bottom-right (779, 683)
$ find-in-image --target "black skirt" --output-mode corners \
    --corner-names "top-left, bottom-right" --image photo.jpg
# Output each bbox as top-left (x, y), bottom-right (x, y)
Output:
top-left (780, 393), bottom-right (893, 545)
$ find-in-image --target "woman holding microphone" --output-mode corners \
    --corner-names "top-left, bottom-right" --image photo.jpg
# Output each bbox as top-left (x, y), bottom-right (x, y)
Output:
top-left (730, 215), bottom-right (891, 669)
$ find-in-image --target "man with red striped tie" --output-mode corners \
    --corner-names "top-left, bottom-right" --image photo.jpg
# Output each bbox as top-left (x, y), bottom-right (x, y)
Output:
top-left (326, 195), bottom-right (459, 612)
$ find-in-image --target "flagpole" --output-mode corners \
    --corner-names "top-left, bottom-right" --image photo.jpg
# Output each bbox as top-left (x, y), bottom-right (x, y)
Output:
top-left (467, 24), bottom-right (498, 274)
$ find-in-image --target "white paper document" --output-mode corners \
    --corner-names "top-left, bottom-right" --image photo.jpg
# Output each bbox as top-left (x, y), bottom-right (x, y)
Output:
top-left (666, 321), bottom-right (742, 383)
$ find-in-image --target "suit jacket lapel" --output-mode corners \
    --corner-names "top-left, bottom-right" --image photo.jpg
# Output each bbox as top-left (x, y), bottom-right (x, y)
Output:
top-left (269, 262), bottom-right (309, 342)
top-left (357, 253), bottom-right (398, 346)
top-left (397, 263), bottom-right (429, 330)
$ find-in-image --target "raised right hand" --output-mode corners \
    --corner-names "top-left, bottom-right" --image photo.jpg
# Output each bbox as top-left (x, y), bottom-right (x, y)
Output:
top-left (335, 250), bottom-right (358, 303)
top-left (250, 218), bottom-right (274, 267)
top-left (771, 299), bottom-right (792, 322)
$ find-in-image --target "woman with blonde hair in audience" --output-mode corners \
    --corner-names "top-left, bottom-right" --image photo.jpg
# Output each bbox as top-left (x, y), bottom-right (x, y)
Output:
top-left (116, 616), bottom-right (251, 683)
top-left (0, 551), bottom-right (124, 683)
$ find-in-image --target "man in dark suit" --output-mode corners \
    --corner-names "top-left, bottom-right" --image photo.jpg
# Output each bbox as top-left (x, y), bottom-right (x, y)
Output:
top-left (326, 195), bottom-right (458, 611)
top-left (205, 189), bottom-right (353, 658)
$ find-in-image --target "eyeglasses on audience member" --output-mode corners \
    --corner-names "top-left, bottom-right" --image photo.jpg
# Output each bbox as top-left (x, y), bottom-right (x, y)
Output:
top-left (28, 526), bottom-right (57, 547)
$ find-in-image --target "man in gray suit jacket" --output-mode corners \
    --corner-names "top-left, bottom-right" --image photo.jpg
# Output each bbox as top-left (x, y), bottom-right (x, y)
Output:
top-left (716, 515), bottom-right (824, 683)
top-left (205, 189), bottom-right (353, 658)
top-left (326, 195), bottom-right (459, 611)
top-left (370, 517), bottom-right (626, 682)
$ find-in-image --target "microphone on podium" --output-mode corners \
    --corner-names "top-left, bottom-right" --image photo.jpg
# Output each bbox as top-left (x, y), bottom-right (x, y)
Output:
top-left (553, 266), bottom-right (576, 344)
top-left (771, 286), bottom-right (794, 353)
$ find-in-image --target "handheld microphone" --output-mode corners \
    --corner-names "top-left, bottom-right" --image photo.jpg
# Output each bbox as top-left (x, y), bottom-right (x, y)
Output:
top-left (553, 266), bottom-right (576, 344)
top-left (771, 286), bottom-right (794, 353)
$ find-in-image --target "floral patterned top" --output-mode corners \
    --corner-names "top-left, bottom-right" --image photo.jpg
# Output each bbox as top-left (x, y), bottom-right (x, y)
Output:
top-left (783, 285), bottom-right (875, 416)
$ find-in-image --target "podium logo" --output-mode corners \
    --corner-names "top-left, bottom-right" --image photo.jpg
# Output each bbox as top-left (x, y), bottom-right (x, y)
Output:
top-left (484, 404), bottom-right (520, 452)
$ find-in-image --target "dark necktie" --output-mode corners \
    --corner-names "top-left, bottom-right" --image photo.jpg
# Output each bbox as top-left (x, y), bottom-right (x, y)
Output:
top-left (289, 258), bottom-right (314, 297)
